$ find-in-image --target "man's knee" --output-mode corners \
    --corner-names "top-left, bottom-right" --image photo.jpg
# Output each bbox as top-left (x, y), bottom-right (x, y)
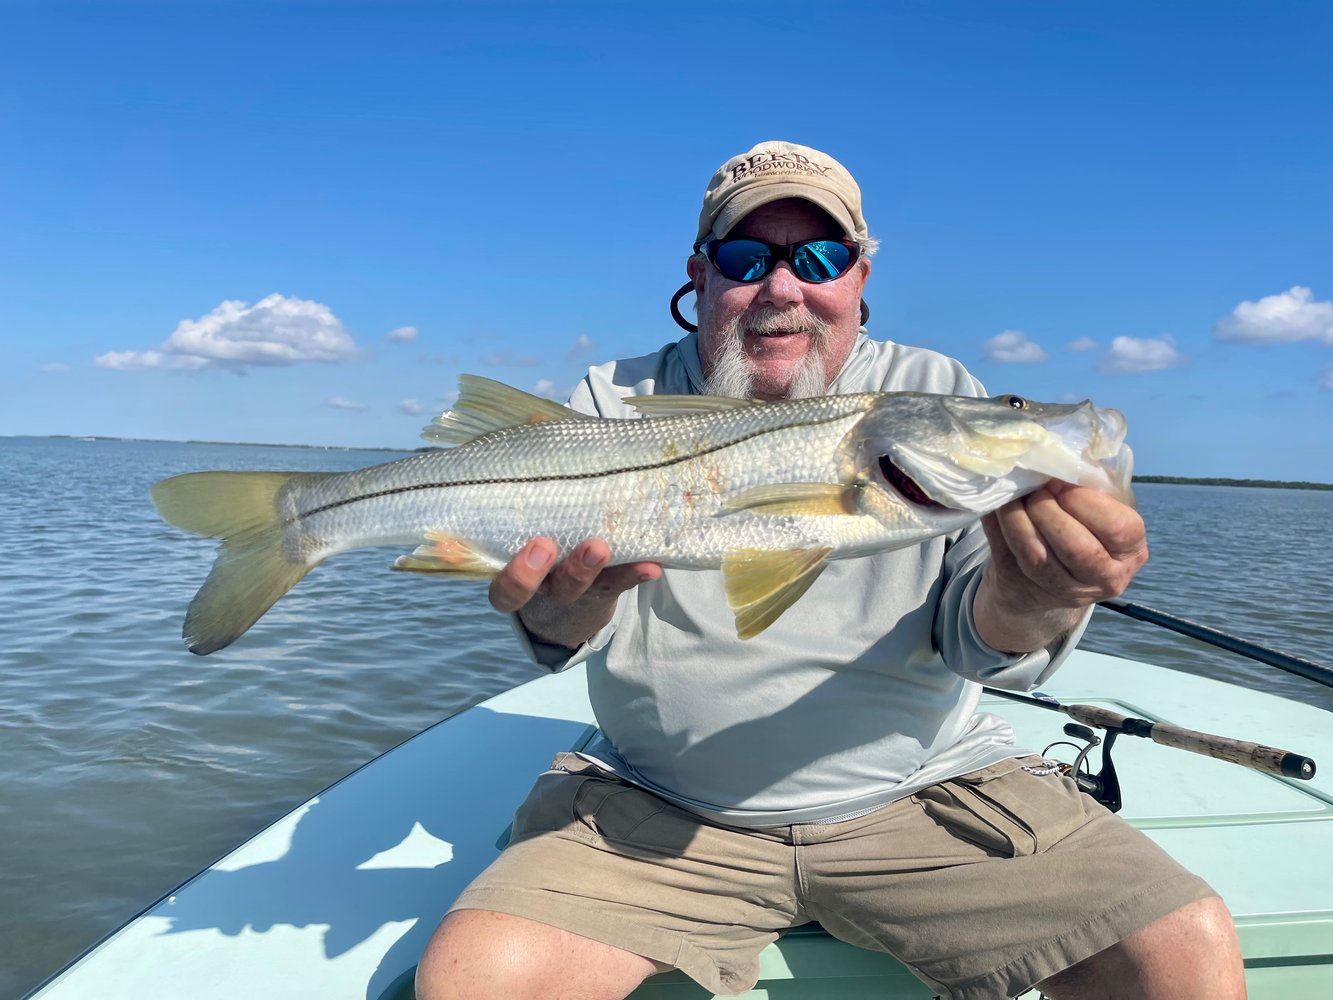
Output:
top-left (1039, 895), bottom-right (1245, 1000)
top-left (416, 908), bottom-right (661, 1000)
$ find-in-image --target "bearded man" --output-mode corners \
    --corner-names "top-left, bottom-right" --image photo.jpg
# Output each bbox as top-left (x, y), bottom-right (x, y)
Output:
top-left (416, 141), bottom-right (1244, 1000)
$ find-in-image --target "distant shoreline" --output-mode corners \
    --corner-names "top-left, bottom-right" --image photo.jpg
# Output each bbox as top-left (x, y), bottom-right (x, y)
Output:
top-left (15, 436), bottom-right (1333, 490)
top-left (1131, 475), bottom-right (1333, 492)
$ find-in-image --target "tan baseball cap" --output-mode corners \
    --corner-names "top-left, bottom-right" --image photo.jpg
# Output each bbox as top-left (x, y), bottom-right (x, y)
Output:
top-left (696, 140), bottom-right (868, 244)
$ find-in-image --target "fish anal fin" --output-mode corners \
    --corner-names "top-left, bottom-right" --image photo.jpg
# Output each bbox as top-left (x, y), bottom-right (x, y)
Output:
top-left (422, 375), bottom-right (587, 446)
top-left (722, 547), bottom-right (832, 639)
top-left (724, 483), bottom-right (858, 517)
top-left (626, 394), bottom-right (761, 417)
top-left (391, 531), bottom-right (501, 578)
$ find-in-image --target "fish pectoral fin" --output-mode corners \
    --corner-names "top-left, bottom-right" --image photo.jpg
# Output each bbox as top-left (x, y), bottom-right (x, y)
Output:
top-left (625, 394), bottom-right (760, 417)
top-left (723, 547), bottom-right (833, 639)
top-left (421, 375), bottom-right (588, 446)
top-left (391, 531), bottom-right (502, 578)
top-left (724, 483), bottom-right (858, 517)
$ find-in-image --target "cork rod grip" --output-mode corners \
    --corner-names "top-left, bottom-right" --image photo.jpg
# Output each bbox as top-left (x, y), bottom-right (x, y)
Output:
top-left (1061, 703), bottom-right (1316, 780)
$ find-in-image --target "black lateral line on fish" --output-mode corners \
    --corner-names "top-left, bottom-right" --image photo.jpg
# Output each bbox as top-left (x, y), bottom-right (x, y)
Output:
top-left (297, 410), bottom-right (860, 521)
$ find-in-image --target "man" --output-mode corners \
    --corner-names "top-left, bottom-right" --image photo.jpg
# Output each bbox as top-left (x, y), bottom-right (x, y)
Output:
top-left (417, 142), bottom-right (1244, 999)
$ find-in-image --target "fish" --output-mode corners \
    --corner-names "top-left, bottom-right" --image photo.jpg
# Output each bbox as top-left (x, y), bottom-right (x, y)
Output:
top-left (151, 375), bottom-right (1134, 654)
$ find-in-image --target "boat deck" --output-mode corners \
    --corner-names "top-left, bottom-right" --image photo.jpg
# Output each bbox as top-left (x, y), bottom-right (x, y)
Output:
top-left (26, 650), bottom-right (1333, 1000)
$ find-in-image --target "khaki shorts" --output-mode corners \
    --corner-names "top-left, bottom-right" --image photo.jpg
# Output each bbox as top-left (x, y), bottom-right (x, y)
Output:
top-left (451, 753), bottom-right (1215, 999)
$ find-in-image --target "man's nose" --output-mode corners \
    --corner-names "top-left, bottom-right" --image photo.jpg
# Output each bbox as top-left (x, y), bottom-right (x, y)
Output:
top-left (756, 261), bottom-right (803, 309)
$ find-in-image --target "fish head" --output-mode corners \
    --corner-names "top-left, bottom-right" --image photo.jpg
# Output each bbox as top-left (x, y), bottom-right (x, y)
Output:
top-left (848, 393), bottom-right (1135, 515)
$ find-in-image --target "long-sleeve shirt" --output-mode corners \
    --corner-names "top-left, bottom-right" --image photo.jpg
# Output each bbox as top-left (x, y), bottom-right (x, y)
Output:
top-left (516, 331), bottom-right (1090, 827)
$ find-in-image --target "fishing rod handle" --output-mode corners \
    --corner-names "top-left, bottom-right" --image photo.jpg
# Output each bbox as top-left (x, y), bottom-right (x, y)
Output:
top-left (1062, 703), bottom-right (1316, 780)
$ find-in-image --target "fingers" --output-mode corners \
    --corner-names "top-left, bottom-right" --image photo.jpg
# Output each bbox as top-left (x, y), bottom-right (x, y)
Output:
top-left (488, 537), bottom-right (559, 613)
top-left (986, 485), bottom-right (1148, 607)
top-left (488, 538), bottom-right (662, 614)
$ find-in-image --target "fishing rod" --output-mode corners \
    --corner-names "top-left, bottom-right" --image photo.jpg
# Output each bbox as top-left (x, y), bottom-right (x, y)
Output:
top-left (982, 686), bottom-right (1317, 812)
top-left (1096, 597), bottom-right (1333, 690)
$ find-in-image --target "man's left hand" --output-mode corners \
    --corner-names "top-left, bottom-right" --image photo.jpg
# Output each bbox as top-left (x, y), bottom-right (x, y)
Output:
top-left (973, 482), bottom-right (1148, 654)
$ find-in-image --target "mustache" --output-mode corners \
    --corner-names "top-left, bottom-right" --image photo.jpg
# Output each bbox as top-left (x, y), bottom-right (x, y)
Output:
top-left (739, 307), bottom-right (833, 338)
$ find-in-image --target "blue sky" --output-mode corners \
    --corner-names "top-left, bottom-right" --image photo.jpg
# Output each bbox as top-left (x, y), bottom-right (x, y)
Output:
top-left (3, 1), bottom-right (1330, 481)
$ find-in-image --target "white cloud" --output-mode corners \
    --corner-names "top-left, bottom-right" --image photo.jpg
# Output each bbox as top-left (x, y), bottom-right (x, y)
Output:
top-left (39, 362), bottom-right (72, 373)
top-left (400, 398), bottom-right (424, 415)
top-left (327, 396), bottom-right (367, 411)
top-left (1097, 334), bottom-right (1186, 375)
top-left (533, 379), bottom-right (573, 401)
top-left (982, 329), bottom-right (1048, 363)
top-left (1214, 286), bottom-right (1333, 344)
top-left (1066, 337), bottom-right (1099, 353)
top-left (387, 325), bottom-right (419, 343)
top-left (566, 334), bottom-right (594, 360)
top-left (95, 294), bottom-right (359, 371)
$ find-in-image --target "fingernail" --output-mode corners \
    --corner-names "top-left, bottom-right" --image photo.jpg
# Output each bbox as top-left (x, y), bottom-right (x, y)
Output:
top-left (526, 544), bottom-right (554, 570)
top-left (581, 548), bottom-right (604, 569)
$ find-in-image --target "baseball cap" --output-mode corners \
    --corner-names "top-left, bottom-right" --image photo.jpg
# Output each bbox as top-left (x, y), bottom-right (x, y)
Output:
top-left (696, 140), bottom-right (868, 244)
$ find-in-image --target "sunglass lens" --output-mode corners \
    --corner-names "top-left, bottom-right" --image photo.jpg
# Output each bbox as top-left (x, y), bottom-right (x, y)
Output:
top-left (712, 239), bottom-right (773, 282)
top-left (792, 240), bottom-right (854, 282)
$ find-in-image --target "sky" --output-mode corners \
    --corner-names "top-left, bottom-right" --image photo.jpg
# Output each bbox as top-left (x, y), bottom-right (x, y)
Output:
top-left (2, 0), bottom-right (1331, 481)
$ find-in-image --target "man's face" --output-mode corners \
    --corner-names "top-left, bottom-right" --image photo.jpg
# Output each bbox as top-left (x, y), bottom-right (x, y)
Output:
top-left (689, 198), bottom-right (870, 401)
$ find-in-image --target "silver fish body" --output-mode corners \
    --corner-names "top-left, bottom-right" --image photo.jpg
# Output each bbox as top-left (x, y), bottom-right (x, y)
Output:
top-left (152, 376), bottom-right (1134, 654)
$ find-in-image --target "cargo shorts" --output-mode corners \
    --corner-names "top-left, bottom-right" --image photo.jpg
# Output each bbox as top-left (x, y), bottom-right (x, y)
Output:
top-left (450, 752), bottom-right (1216, 999)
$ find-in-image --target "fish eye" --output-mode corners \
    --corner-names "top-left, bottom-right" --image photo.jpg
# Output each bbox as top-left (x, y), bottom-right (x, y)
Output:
top-left (1002, 395), bottom-right (1028, 410)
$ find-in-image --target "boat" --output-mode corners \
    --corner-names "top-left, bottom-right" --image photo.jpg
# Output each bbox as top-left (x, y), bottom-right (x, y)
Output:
top-left (23, 624), bottom-right (1333, 999)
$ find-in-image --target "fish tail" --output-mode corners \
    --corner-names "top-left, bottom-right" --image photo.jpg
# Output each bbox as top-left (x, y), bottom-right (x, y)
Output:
top-left (151, 471), bottom-right (332, 655)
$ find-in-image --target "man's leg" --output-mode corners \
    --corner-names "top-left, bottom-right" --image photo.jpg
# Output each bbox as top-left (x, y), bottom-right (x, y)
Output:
top-left (416, 909), bottom-right (667, 1000)
top-left (1037, 895), bottom-right (1245, 1000)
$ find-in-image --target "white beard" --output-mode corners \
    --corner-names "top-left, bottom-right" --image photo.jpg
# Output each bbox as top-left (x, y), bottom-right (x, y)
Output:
top-left (703, 308), bottom-right (833, 400)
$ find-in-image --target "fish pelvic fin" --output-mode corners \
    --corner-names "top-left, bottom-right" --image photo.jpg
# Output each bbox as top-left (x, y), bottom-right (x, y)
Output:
top-left (422, 375), bottom-right (588, 446)
top-left (724, 483), bottom-right (859, 517)
top-left (391, 530), bottom-right (503, 578)
top-left (723, 547), bottom-right (833, 640)
top-left (151, 471), bottom-right (329, 655)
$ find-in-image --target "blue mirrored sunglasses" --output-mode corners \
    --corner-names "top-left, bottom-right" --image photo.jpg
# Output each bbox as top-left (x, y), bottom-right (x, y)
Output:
top-left (697, 237), bottom-right (860, 284)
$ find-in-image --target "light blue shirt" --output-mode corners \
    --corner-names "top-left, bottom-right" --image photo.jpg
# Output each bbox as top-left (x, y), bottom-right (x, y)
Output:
top-left (517, 332), bottom-right (1089, 827)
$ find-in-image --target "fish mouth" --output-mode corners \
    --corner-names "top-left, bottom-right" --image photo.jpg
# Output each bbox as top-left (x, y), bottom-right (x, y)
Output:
top-left (878, 456), bottom-right (949, 510)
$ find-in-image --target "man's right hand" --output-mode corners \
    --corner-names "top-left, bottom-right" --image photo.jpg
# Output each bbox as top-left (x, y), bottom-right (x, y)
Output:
top-left (489, 537), bottom-right (662, 650)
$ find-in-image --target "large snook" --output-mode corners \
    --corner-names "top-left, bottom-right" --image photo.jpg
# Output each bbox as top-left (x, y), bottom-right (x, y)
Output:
top-left (151, 376), bottom-right (1134, 654)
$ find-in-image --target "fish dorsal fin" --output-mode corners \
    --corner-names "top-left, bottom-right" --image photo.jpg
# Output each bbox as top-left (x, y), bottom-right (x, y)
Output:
top-left (422, 375), bottom-right (586, 446)
top-left (626, 394), bottom-right (761, 417)
top-left (722, 547), bottom-right (832, 639)
top-left (724, 483), bottom-right (859, 517)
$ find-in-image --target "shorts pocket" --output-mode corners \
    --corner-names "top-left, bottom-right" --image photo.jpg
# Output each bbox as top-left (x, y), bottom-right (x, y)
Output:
top-left (509, 753), bottom-right (608, 844)
top-left (914, 756), bottom-right (1092, 858)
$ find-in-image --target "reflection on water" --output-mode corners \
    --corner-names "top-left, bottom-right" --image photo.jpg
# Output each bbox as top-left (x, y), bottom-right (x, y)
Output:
top-left (1, 438), bottom-right (1330, 997)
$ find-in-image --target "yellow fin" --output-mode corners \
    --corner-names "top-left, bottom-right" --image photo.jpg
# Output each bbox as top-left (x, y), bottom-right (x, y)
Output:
top-left (391, 530), bottom-right (502, 578)
top-left (724, 483), bottom-right (858, 517)
top-left (722, 547), bottom-right (832, 639)
top-left (626, 394), bottom-right (761, 417)
top-left (422, 375), bottom-right (586, 446)
top-left (151, 471), bottom-right (328, 655)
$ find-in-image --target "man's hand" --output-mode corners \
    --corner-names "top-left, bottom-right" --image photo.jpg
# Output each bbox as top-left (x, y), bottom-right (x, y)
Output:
top-left (490, 537), bottom-right (662, 650)
top-left (973, 482), bottom-right (1148, 654)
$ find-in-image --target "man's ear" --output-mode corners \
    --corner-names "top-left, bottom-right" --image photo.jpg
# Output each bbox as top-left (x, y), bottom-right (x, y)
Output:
top-left (686, 254), bottom-right (706, 292)
top-left (856, 255), bottom-right (871, 294)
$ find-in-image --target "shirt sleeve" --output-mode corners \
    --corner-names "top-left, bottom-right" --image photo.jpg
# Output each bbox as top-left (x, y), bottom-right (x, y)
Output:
top-left (932, 523), bottom-right (1092, 690)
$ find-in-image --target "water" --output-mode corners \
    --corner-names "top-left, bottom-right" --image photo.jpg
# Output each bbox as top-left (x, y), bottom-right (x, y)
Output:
top-left (2, 437), bottom-right (1331, 997)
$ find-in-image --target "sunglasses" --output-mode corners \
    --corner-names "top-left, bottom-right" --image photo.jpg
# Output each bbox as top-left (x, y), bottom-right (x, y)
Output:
top-left (697, 237), bottom-right (861, 284)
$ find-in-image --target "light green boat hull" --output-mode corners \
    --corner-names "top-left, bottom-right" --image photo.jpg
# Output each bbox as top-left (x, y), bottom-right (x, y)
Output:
top-left (27, 650), bottom-right (1333, 999)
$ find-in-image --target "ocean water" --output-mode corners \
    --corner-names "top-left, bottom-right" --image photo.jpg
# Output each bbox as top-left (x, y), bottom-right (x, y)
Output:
top-left (3, 436), bottom-right (1331, 998)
